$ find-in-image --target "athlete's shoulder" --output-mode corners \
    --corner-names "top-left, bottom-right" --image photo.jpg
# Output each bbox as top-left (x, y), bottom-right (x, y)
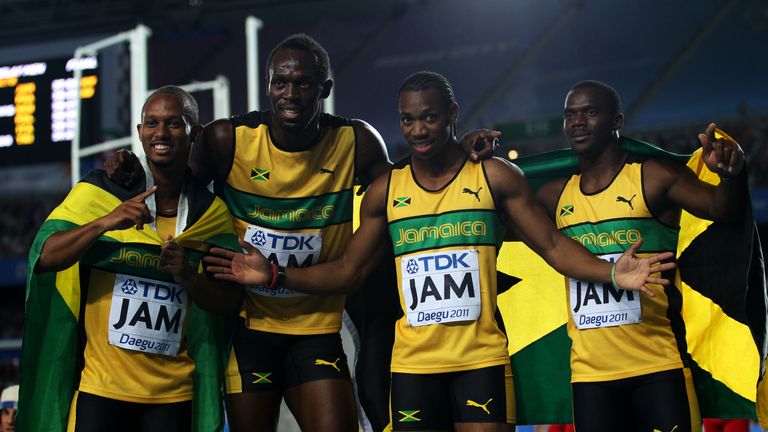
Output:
top-left (625, 152), bottom-right (649, 165)
top-left (319, 112), bottom-right (354, 129)
top-left (81, 169), bottom-right (147, 201)
top-left (482, 157), bottom-right (525, 182)
top-left (640, 155), bottom-right (686, 180)
top-left (230, 110), bottom-right (270, 128)
top-left (392, 155), bottom-right (412, 170)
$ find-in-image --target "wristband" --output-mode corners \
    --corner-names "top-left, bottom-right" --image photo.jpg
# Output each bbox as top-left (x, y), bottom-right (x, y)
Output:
top-left (266, 262), bottom-right (279, 290)
top-left (610, 263), bottom-right (621, 290)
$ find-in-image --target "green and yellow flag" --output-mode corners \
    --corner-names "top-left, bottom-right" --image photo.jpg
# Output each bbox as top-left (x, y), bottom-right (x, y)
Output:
top-left (499, 137), bottom-right (767, 425)
top-left (18, 170), bottom-right (240, 432)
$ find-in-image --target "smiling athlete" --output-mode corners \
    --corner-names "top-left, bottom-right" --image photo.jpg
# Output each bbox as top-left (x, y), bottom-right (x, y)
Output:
top-left (535, 80), bottom-right (747, 432)
top-left (204, 72), bottom-right (677, 432)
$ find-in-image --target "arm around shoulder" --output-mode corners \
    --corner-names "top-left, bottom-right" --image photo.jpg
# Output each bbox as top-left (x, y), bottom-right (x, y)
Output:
top-left (192, 119), bottom-right (235, 184)
top-left (352, 119), bottom-right (391, 188)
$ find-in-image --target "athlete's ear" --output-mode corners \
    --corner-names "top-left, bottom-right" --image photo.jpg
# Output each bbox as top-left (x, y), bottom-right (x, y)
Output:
top-left (190, 124), bottom-right (203, 142)
top-left (613, 112), bottom-right (625, 132)
top-left (320, 79), bottom-right (333, 99)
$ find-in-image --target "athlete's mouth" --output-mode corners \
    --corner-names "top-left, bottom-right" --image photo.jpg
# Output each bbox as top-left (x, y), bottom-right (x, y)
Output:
top-left (411, 139), bottom-right (432, 148)
top-left (151, 141), bottom-right (174, 152)
top-left (570, 132), bottom-right (591, 143)
top-left (279, 106), bottom-right (303, 119)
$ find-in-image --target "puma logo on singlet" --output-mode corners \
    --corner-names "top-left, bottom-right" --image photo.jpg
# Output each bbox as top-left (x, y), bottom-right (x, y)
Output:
top-left (466, 398), bottom-right (493, 414)
top-left (314, 357), bottom-right (341, 372)
top-left (616, 194), bottom-right (636, 210)
top-left (462, 187), bottom-right (483, 202)
top-left (653, 426), bottom-right (678, 432)
top-left (319, 167), bottom-right (335, 175)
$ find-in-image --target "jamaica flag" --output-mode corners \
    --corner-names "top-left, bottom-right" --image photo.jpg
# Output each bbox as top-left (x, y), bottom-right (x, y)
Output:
top-left (18, 170), bottom-right (240, 432)
top-left (498, 136), bottom-right (767, 426)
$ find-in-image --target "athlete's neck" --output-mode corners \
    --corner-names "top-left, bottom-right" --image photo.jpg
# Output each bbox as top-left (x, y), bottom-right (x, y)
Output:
top-left (150, 164), bottom-right (183, 214)
top-left (578, 141), bottom-right (626, 193)
top-left (270, 120), bottom-right (321, 151)
top-left (411, 140), bottom-right (465, 190)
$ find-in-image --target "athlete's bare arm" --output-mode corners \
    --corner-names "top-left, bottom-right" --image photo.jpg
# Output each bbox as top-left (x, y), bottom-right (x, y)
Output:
top-left (36, 187), bottom-right (157, 273)
top-left (205, 174), bottom-right (391, 294)
top-left (352, 119), bottom-right (392, 188)
top-left (160, 235), bottom-right (243, 314)
top-left (484, 158), bottom-right (673, 296)
top-left (644, 123), bottom-right (747, 226)
top-left (190, 118), bottom-right (236, 185)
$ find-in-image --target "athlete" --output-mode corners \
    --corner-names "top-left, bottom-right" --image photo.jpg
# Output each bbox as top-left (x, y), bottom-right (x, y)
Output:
top-left (535, 80), bottom-right (746, 432)
top-left (19, 86), bottom-right (241, 432)
top-left (1, 384), bottom-right (18, 432)
top-left (204, 71), bottom-right (676, 432)
top-left (176, 34), bottom-right (496, 432)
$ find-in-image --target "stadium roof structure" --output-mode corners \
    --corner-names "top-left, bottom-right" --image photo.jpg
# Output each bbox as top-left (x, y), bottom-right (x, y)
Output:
top-left (0, 0), bottom-right (765, 152)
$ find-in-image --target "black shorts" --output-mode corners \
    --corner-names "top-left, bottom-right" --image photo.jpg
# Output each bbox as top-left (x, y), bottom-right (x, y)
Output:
top-left (225, 320), bottom-right (351, 393)
top-left (572, 368), bottom-right (700, 432)
top-left (390, 364), bottom-right (515, 431)
top-left (70, 391), bottom-right (191, 432)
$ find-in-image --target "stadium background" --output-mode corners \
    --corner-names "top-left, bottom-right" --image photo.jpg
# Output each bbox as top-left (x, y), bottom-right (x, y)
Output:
top-left (0, 0), bottom-right (766, 430)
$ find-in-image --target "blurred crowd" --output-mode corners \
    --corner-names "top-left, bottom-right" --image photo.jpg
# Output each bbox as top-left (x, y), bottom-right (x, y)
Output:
top-left (0, 197), bottom-right (61, 259)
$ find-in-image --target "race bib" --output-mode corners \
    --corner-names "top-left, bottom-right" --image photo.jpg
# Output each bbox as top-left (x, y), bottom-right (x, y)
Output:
top-left (244, 225), bottom-right (322, 298)
top-left (108, 274), bottom-right (187, 356)
top-left (401, 249), bottom-right (481, 327)
top-left (569, 253), bottom-right (642, 330)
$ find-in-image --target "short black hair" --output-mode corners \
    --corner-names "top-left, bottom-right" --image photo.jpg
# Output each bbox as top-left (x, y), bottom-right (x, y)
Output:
top-left (142, 85), bottom-right (199, 125)
top-left (266, 33), bottom-right (331, 81)
top-left (569, 80), bottom-right (622, 114)
top-left (398, 71), bottom-right (457, 110)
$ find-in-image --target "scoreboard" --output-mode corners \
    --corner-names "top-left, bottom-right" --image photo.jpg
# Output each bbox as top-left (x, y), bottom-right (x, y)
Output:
top-left (0, 56), bottom-right (100, 167)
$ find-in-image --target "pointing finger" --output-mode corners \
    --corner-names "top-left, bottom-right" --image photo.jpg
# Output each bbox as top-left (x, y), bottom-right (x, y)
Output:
top-left (130, 185), bottom-right (158, 203)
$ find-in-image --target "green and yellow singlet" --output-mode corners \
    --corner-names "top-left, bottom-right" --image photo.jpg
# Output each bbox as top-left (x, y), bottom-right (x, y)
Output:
top-left (556, 157), bottom-right (684, 382)
top-left (386, 158), bottom-right (508, 374)
top-left (222, 112), bottom-right (356, 335)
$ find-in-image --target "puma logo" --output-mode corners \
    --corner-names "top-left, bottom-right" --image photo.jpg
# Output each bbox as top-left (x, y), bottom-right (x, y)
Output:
top-left (314, 358), bottom-right (341, 372)
top-left (653, 426), bottom-right (678, 432)
top-left (319, 168), bottom-right (335, 175)
top-left (616, 194), bottom-right (636, 210)
top-left (466, 398), bottom-right (493, 415)
top-left (462, 187), bottom-right (483, 202)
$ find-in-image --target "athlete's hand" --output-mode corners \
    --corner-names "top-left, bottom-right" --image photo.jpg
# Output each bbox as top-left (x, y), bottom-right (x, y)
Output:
top-left (161, 235), bottom-right (195, 283)
top-left (460, 129), bottom-right (502, 162)
top-left (699, 123), bottom-right (745, 178)
top-left (105, 148), bottom-right (144, 189)
top-left (204, 240), bottom-right (271, 285)
top-left (613, 239), bottom-right (676, 297)
top-left (100, 186), bottom-right (156, 231)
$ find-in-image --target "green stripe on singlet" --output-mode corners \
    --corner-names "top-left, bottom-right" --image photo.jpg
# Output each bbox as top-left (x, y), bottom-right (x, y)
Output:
top-left (561, 217), bottom-right (678, 255)
top-left (388, 210), bottom-right (503, 257)
top-left (221, 184), bottom-right (353, 230)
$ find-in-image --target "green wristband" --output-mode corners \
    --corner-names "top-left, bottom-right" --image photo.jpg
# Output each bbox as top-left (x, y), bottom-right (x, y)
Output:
top-left (611, 263), bottom-right (621, 289)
